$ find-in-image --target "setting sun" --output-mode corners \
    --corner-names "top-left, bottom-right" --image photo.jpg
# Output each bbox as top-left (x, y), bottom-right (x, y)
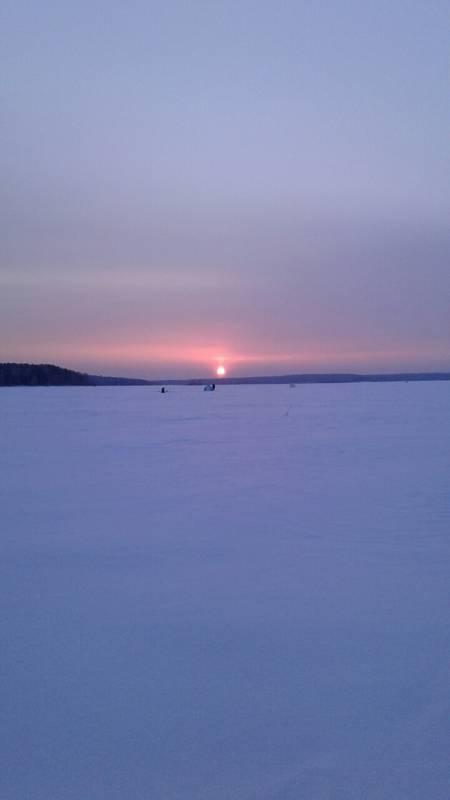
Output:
top-left (216, 365), bottom-right (226, 376)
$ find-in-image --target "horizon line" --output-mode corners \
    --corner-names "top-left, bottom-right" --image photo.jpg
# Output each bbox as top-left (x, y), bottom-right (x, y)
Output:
top-left (1, 361), bottom-right (450, 387)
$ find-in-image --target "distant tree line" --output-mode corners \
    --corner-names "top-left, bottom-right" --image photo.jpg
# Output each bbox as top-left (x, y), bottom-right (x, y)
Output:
top-left (1, 362), bottom-right (449, 387)
top-left (0, 363), bottom-right (90, 386)
top-left (0, 363), bottom-right (155, 386)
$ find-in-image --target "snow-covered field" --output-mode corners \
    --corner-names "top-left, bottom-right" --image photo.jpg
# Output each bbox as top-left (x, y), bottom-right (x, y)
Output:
top-left (1, 382), bottom-right (449, 800)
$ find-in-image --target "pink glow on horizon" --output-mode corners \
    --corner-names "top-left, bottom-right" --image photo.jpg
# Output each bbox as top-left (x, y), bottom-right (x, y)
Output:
top-left (7, 336), bottom-right (449, 378)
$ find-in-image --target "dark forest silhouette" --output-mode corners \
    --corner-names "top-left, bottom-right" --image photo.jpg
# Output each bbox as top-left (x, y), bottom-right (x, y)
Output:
top-left (1, 362), bottom-right (449, 387)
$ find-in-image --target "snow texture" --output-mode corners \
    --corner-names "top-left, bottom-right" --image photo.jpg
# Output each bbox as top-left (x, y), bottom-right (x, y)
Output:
top-left (1, 383), bottom-right (449, 799)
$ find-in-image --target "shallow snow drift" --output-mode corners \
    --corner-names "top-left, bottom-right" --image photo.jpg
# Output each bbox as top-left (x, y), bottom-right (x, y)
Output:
top-left (1, 382), bottom-right (449, 799)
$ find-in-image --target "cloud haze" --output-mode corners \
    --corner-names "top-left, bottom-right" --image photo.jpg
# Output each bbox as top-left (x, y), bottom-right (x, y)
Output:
top-left (1, 1), bottom-right (449, 377)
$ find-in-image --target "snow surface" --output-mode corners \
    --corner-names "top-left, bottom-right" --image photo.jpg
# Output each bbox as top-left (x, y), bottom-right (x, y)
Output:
top-left (1, 382), bottom-right (449, 799)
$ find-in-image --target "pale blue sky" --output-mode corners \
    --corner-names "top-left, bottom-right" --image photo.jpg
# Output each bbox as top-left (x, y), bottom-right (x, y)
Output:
top-left (1, 1), bottom-right (449, 377)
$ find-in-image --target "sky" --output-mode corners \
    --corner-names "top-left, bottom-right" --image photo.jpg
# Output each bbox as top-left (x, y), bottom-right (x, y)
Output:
top-left (1, 0), bottom-right (449, 378)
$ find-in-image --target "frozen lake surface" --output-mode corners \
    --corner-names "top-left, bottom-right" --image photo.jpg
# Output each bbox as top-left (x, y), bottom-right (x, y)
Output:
top-left (1, 382), bottom-right (449, 799)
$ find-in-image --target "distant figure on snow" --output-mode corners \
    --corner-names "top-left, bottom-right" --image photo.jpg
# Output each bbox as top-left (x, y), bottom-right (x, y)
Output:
top-left (204, 383), bottom-right (216, 392)
top-left (160, 387), bottom-right (166, 393)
